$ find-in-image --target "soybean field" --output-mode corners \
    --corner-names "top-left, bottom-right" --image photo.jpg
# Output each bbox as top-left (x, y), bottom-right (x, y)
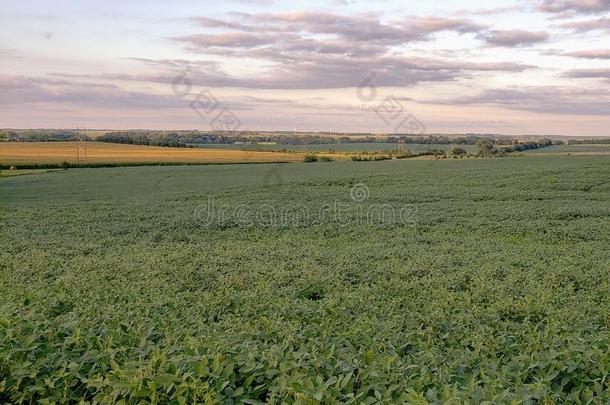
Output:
top-left (1, 156), bottom-right (610, 403)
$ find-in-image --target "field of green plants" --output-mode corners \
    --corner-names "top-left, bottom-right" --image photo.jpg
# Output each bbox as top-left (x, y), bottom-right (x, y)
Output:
top-left (521, 144), bottom-right (610, 155)
top-left (194, 143), bottom-right (477, 154)
top-left (1, 156), bottom-right (610, 403)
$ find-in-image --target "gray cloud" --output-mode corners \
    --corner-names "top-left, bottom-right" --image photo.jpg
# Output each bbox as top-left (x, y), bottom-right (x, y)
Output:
top-left (538, 0), bottom-right (610, 16)
top-left (465, 6), bottom-right (522, 15)
top-left (0, 48), bottom-right (19, 57)
top-left (174, 32), bottom-right (277, 48)
top-left (558, 16), bottom-right (610, 31)
top-left (0, 74), bottom-right (183, 108)
top-left (128, 57), bottom-right (219, 69)
top-left (190, 16), bottom-right (254, 31)
top-left (439, 86), bottom-right (610, 115)
top-left (181, 13), bottom-right (473, 61)
top-left (564, 49), bottom-right (610, 58)
top-left (0, 74), bottom-right (118, 90)
top-left (479, 30), bottom-right (550, 47)
top-left (564, 68), bottom-right (610, 78)
top-left (163, 12), bottom-right (538, 89)
top-left (106, 53), bottom-right (532, 90)
top-left (239, 95), bottom-right (294, 104)
top-left (189, 12), bottom-right (485, 45)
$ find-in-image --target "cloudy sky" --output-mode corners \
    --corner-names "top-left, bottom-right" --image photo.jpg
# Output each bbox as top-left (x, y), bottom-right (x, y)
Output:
top-left (1, 0), bottom-right (609, 135)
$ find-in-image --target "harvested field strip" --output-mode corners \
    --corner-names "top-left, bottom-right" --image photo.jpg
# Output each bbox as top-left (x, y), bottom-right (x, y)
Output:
top-left (0, 142), bottom-right (306, 164)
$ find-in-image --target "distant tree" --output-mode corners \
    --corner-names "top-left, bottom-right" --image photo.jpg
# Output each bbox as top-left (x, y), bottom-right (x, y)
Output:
top-left (476, 140), bottom-right (497, 157)
top-left (451, 147), bottom-right (467, 156)
top-left (395, 148), bottom-right (414, 159)
top-left (426, 148), bottom-right (446, 158)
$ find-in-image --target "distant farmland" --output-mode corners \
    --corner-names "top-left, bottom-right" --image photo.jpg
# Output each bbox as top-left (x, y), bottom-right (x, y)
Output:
top-left (2, 156), bottom-right (610, 403)
top-left (194, 142), bottom-right (478, 153)
top-left (522, 144), bottom-right (610, 155)
top-left (0, 142), bottom-right (308, 165)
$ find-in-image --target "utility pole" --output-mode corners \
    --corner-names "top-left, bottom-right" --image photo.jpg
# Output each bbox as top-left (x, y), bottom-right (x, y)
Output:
top-left (76, 128), bottom-right (87, 163)
top-left (398, 138), bottom-right (405, 153)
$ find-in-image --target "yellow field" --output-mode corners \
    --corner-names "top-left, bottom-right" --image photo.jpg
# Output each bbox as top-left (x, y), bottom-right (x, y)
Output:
top-left (0, 142), bottom-right (307, 164)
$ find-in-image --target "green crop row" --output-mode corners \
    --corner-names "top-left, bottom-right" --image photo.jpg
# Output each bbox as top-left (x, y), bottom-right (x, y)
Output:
top-left (1, 157), bottom-right (610, 403)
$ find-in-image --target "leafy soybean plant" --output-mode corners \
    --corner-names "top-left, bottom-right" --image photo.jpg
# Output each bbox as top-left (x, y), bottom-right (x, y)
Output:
top-left (1, 157), bottom-right (610, 403)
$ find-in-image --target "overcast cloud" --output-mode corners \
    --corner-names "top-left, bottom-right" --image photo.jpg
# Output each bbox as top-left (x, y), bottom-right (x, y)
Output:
top-left (0, 0), bottom-right (608, 135)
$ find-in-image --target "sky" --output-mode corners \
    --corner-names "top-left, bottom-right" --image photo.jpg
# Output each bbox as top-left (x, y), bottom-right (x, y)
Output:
top-left (0, 0), bottom-right (609, 136)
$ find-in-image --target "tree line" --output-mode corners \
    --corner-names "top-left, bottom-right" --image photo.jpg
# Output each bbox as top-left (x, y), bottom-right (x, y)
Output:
top-left (475, 139), bottom-right (557, 156)
top-left (0, 130), bottom-right (89, 142)
top-left (3, 130), bottom-right (607, 149)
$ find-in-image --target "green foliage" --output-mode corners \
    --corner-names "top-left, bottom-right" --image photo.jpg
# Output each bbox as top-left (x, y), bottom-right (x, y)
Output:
top-left (394, 149), bottom-right (414, 159)
top-left (0, 161), bottom-right (292, 170)
top-left (501, 140), bottom-right (554, 154)
top-left (197, 143), bottom-right (477, 154)
top-left (0, 129), bottom-right (89, 142)
top-left (350, 155), bottom-right (392, 161)
top-left (2, 157), bottom-right (610, 403)
top-left (303, 154), bottom-right (318, 162)
top-left (451, 147), bottom-right (468, 156)
top-left (476, 139), bottom-right (497, 157)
